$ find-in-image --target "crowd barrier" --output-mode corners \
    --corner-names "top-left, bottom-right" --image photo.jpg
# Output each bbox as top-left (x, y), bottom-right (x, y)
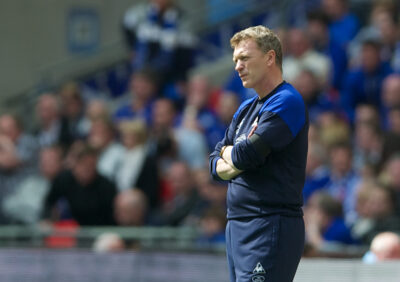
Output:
top-left (0, 249), bottom-right (399, 282)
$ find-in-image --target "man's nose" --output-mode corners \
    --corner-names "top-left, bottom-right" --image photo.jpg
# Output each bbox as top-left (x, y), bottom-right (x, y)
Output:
top-left (235, 61), bottom-right (243, 72)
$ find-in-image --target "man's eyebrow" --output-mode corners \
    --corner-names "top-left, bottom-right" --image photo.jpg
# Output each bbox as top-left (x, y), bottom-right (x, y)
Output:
top-left (233, 53), bottom-right (246, 62)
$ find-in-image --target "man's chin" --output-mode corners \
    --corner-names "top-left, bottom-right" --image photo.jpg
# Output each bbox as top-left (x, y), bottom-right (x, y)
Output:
top-left (241, 81), bottom-right (251, 88)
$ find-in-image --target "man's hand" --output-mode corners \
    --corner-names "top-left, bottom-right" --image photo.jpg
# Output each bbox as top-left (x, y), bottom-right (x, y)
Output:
top-left (216, 158), bottom-right (242, 180)
top-left (221, 145), bottom-right (237, 169)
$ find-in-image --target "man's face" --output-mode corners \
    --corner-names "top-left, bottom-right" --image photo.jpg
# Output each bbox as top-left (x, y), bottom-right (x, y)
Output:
top-left (73, 154), bottom-right (97, 186)
top-left (233, 39), bottom-right (269, 90)
top-left (0, 115), bottom-right (20, 142)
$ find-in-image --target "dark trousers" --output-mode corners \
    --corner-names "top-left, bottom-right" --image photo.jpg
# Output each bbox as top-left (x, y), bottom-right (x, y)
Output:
top-left (226, 214), bottom-right (304, 282)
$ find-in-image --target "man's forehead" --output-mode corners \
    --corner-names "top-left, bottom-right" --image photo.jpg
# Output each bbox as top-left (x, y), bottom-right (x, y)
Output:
top-left (233, 39), bottom-right (259, 57)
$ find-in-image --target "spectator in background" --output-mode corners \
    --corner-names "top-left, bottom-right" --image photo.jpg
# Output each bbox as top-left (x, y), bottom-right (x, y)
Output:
top-left (387, 107), bottom-right (400, 136)
top-left (35, 94), bottom-right (72, 148)
top-left (117, 119), bottom-right (159, 209)
top-left (341, 39), bottom-right (393, 122)
top-left (381, 74), bottom-right (400, 126)
top-left (292, 69), bottom-right (337, 123)
top-left (353, 121), bottom-right (383, 173)
top-left (0, 114), bottom-right (39, 174)
top-left (304, 192), bottom-right (358, 253)
top-left (303, 142), bottom-right (330, 204)
top-left (93, 233), bottom-right (125, 253)
top-left (113, 69), bottom-right (159, 124)
top-left (122, 0), bottom-right (196, 87)
top-left (150, 98), bottom-right (208, 171)
top-left (43, 145), bottom-right (117, 226)
top-left (80, 99), bottom-right (110, 135)
top-left (352, 181), bottom-right (400, 244)
top-left (326, 142), bottom-right (361, 226)
top-left (181, 74), bottom-right (225, 151)
top-left (87, 117), bottom-right (123, 182)
top-left (0, 114), bottom-right (39, 223)
top-left (363, 232), bottom-right (400, 263)
top-left (282, 28), bottom-right (331, 88)
top-left (2, 146), bottom-right (63, 224)
top-left (321, 0), bottom-right (360, 48)
top-left (58, 82), bottom-right (87, 142)
top-left (197, 206), bottom-right (226, 247)
top-left (348, 2), bottom-right (399, 67)
top-left (157, 161), bottom-right (204, 226)
top-left (385, 154), bottom-right (400, 215)
top-left (114, 189), bottom-right (149, 226)
top-left (354, 103), bottom-right (380, 126)
top-left (214, 91), bottom-right (240, 128)
top-left (306, 10), bottom-right (348, 90)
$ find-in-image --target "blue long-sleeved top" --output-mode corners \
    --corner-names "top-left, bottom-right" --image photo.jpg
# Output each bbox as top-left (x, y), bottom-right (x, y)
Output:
top-left (209, 82), bottom-right (309, 219)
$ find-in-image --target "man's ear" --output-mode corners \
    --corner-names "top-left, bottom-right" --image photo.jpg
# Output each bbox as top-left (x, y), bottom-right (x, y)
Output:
top-left (266, 50), bottom-right (276, 67)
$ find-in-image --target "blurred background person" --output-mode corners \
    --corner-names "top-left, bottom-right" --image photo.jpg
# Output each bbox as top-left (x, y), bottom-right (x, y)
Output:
top-left (58, 82), bottom-right (87, 142)
top-left (363, 232), bottom-right (400, 263)
top-left (155, 161), bottom-right (205, 226)
top-left (42, 145), bottom-right (117, 226)
top-left (306, 9), bottom-right (348, 90)
top-left (93, 232), bottom-right (126, 253)
top-left (341, 39), bottom-right (393, 122)
top-left (117, 119), bottom-right (160, 210)
top-left (0, 114), bottom-right (39, 223)
top-left (197, 206), bottom-right (226, 247)
top-left (180, 74), bottom-right (225, 151)
top-left (282, 27), bottom-right (331, 88)
top-left (304, 192), bottom-right (358, 253)
top-left (150, 97), bottom-right (208, 171)
top-left (113, 68), bottom-right (159, 124)
top-left (114, 189), bottom-right (149, 226)
top-left (321, 0), bottom-right (360, 48)
top-left (2, 146), bottom-right (63, 225)
top-left (35, 93), bottom-right (71, 148)
top-left (325, 142), bottom-right (361, 225)
top-left (87, 117), bottom-right (123, 182)
top-left (352, 181), bottom-right (400, 244)
top-left (122, 0), bottom-right (196, 88)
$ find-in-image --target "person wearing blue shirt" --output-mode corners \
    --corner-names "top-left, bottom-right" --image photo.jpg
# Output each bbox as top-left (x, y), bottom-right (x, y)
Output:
top-left (341, 39), bottom-right (393, 122)
top-left (322, 0), bottom-right (360, 48)
top-left (209, 26), bottom-right (308, 282)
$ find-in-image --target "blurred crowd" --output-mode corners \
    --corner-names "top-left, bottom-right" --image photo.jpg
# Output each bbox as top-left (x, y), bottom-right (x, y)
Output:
top-left (1, 0), bottom-right (400, 256)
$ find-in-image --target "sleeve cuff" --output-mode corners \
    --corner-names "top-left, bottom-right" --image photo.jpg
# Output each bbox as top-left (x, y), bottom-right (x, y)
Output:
top-left (211, 156), bottom-right (224, 181)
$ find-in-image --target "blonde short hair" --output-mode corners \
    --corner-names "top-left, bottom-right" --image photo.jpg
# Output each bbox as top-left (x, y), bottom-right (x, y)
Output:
top-left (230, 25), bottom-right (283, 70)
top-left (119, 119), bottom-right (148, 145)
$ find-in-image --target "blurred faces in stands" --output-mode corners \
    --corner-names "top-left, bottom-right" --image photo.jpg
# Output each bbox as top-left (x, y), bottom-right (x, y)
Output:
top-left (388, 108), bottom-right (400, 135)
top-left (216, 91), bottom-right (239, 125)
top-left (287, 28), bottom-right (310, 58)
top-left (40, 146), bottom-right (63, 180)
top-left (114, 189), bottom-right (148, 226)
top-left (93, 233), bottom-right (125, 252)
top-left (322, 0), bottom-right (347, 20)
top-left (167, 161), bottom-right (193, 196)
top-left (152, 98), bottom-right (176, 131)
top-left (72, 147), bottom-right (98, 187)
top-left (59, 82), bottom-right (84, 119)
top-left (370, 232), bottom-right (400, 261)
top-left (0, 114), bottom-right (21, 143)
top-left (187, 75), bottom-right (212, 110)
top-left (88, 118), bottom-right (115, 151)
top-left (361, 40), bottom-right (381, 73)
top-left (329, 143), bottom-right (353, 177)
top-left (382, 74), bottom-right (400, 109)
top-left (130, 69), bottom-right (158, 103)
top-left (36, 94), bottom-right (60, 129)
top-left (386, 155), bottom-right (400, 190)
